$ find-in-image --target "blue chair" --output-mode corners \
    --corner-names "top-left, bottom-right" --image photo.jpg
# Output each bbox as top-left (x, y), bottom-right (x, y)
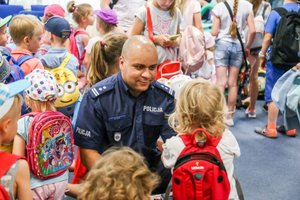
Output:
top-left (19, 10), bottom-right (44, 19)
top-left (31, 5), bottom-right (47, 11)
top-left (0, 4), bottom-right (24, 18)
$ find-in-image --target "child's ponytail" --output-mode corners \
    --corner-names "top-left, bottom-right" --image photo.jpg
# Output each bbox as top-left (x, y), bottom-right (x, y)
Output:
top-left (67, 1), bottom-right (76, 13)
top-left (87, 33), bottom-right (128, 87)
top-left (66, 1), bottom-right (93, 25)
top-left (228, 0), bottom-right (239, 39)
top-left (87, 41), bottom-right (108, 86)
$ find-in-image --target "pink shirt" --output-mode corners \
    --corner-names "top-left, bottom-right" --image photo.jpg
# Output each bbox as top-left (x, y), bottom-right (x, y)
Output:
top-left (11, 49), bottom-right (44, 75)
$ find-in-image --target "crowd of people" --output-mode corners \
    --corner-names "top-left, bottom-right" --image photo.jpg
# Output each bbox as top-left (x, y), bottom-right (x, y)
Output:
top-left (0, 0), bottom-right (299, 199)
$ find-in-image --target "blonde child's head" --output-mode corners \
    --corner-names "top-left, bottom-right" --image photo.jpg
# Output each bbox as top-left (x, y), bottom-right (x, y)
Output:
top-left (67, 1), bottom-right (94, 26)
top-left (9, 15), bottom-right (43, 51)
top-left (169, 79), bottom-right (226, 138)
top-left (0, 80), bottom-right (30, 144)
top-left (24, 69), bottom-right (59, 112)
top-left (87, 33), bottom-right (128, 86)
top-left (94, 9), bottom-right (118, 35)
top-left (78, 147), bottom-right (160, 200)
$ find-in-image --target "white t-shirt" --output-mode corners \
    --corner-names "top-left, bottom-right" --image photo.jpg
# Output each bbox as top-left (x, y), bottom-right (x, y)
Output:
top-left (162, 129), bottom-right (241, 200)
top-left (135, 2), bottom-right (182, 63)
top-left (181, 0), bottom-right (201, 30)
top-left (113, 0), bottom-right (146, 31)
top-left (212, 0), bottom-right (253, 43)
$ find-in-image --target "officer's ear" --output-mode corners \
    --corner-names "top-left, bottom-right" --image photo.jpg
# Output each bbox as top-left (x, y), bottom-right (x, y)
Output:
top-left (119, 56), bottom-right (125, 71)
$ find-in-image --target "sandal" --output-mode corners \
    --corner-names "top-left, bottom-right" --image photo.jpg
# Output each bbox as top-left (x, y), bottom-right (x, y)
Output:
top-left (255, 127), bottom-right (278, 138)
top-left (277, 125), bottom-right (297, 137)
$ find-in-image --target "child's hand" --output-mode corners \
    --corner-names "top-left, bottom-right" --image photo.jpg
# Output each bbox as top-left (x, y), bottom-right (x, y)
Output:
top-left (154, 35), bottom-right (173, 47)
top-left (164, 38), bottom-right (179, 48)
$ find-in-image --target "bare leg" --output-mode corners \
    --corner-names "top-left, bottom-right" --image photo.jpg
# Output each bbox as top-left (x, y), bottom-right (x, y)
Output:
top-left (227, 66), bottom-right (240, 118)
top-left (248, 54), bottom-right (259, 111)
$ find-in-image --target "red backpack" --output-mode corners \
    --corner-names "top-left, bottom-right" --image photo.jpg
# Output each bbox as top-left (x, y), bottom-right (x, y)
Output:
top-left (0, 152), bottom-right (25, 200)
top-left (172, 128), bottom-right (230, 200)
top-left (69, 28), bottom-right (88, 67)
top-left (24, 111), bottom-right (74, 180)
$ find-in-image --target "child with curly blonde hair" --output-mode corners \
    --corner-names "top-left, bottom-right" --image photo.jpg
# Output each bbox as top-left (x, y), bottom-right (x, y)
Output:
top-left (78, 147), bottom-right (160, 200)
top-left (162, 79), bottom-right (241, 200)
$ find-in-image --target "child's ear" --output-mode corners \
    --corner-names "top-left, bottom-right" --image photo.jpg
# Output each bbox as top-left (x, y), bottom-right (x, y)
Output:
top-left (0, 118), bottom-right (11, 135)
top-left (25, 95), bottom-right (31, 108)
top-left (24, 36), bottom-right (30, 46)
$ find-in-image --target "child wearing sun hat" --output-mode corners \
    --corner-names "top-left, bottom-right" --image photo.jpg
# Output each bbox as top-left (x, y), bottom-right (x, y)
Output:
top-left (13, 69), bottom-right (70, 200)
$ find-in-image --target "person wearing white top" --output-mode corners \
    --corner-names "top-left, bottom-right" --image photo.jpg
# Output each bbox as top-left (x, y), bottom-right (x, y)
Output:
top-left (177, 0), bottom-right (204, 31)
top-left (161, 79), bottom-right (241, 200)
top-left (211, 0), bottom-right (255, 127)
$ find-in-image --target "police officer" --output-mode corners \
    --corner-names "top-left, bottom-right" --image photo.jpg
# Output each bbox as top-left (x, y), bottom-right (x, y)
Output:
top-left (74, 35), bottom-right (175, 193)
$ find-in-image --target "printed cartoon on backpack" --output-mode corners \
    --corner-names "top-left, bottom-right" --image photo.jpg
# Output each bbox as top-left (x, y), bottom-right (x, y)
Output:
top-left (25, 111), bottom-right (74, 179)
top-left (271, 7), bottom-right (300, 70)
top-left (46, 53), bottom-right (80, 117)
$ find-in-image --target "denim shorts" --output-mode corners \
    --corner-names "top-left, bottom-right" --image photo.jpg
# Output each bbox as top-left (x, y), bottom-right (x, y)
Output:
top-left (214, 39), bottom-right (243, 67)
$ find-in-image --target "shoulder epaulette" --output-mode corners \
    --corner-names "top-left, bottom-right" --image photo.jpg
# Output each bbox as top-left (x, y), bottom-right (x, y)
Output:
top-left (89, 84), bottom-right (115, 98)
top-left (153, 81), bottom-right (175, 97)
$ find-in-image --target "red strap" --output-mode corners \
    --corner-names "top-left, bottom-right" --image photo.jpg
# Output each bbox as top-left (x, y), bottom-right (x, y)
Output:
top-left (145, 3), bottom-right (154, 42)
top-left (0, 152), bottom-right (24, 178)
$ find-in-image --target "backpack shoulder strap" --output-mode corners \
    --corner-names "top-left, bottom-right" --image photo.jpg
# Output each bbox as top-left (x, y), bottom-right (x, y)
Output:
top-left (261, 3), bottom-right (268, 18)
top-left (145, 3), bottom-right (154, 42)
top-left (0, 152), bottom-right (24, 178)
top-left (273, 7), bottom-right (288, 16)
top-left (73, 29), bottom-right (89, 37)
top-left (58, 53), bottom-right (72, 69)
top-left (15, 54), bottom-right (33, 66)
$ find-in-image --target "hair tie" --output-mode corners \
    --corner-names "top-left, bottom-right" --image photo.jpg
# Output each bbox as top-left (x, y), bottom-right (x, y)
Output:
top-left (73, 5), bottom-right (77, 13)
top-left (100, 40), bottom-right (106, 47)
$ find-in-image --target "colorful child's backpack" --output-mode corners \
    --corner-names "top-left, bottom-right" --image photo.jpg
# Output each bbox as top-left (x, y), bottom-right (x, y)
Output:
top-left (25, 111), bottom-right (74, 180)
top-left (5, 55), bottom-right (32, 84)
top-left (45, 53), bottom-right (80, 117)
top-left (0, 152), bottom-right (25, 200)
top-left (69, 28), bottom-right (88, 67)
top-left (172, 128), bottom-right (230, 200)
top-left (179, 25), bottom-right (206, 75)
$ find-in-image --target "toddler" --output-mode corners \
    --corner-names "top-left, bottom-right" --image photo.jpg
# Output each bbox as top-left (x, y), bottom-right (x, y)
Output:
top-left (78, 147), bottom-right (160, 200)
top-left (162, 79), bottom-right (241, 200)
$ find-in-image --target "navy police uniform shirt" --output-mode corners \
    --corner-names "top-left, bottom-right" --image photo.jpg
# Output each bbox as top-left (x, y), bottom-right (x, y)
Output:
top-left (74, 72), bottom-right (176, 167)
